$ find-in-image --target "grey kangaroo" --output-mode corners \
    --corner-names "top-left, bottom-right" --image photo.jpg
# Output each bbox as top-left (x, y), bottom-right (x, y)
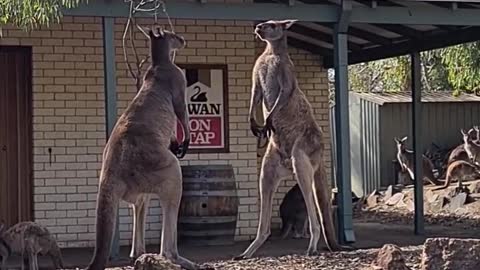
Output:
top-left (394, 136), bottom-right (442, 186)
top-left (279, 184), bottom-right (309, 239)
top-left (235, 19), bottom-right (351, 260)
top-left (0, 221), bottom-right (64, 270)
top-left (86, 27), bottom-right (197, 270)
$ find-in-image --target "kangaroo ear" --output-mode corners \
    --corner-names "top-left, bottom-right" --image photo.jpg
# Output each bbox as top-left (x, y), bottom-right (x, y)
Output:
top-left (461, 129), bottom-right (467, 136)
top-left (401, 136), bottom-right (408, 142)
top-left (474, 126), bottom-right (479, 131)
top-left (394, 137), bottom-right (399, 144)
top-left (279, 19), bottom-right (298, 29)
top-left (468, 128), bottom-right (475, 136)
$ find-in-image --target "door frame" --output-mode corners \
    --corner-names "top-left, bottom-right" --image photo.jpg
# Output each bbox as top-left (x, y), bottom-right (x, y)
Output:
top-left (0, 45), bottom-right (34, 223)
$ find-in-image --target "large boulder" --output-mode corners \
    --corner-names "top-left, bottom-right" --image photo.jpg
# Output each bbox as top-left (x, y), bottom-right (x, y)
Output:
top-left (421, 238), bottom-right (480, 270)
top-left (370, 244), bottom-right (410, 270)
top-left (134, 254), bottom-right (182, 270)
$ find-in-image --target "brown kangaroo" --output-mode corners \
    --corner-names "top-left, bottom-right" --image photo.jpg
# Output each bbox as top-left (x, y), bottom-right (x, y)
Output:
top-left (394, 136), bottom-right (442, 186)
top-left (235, 19), bottom-right (351, 260)
top-left (433, 159), bottom-right (480, 191)
top-left (0, 221), bottom-right (64, 270)
top-left (86, 27), bottom-right (197, 270)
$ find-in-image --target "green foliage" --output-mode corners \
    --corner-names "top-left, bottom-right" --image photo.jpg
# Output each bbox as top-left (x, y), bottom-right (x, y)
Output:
top-left (439, 42), bottom-right (480, 94)
top-left (348, 41), bottom-right (480, 94)
top-left (0, 0), bottom-right (85, 32)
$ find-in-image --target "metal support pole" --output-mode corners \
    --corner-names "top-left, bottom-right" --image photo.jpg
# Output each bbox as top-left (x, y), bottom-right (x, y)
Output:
top-left (411, 51), bottom-right (424, 235)
top-left (102, 16), bottom-right (120, 259)
top-left (333, 0), bottom-right (355, 244)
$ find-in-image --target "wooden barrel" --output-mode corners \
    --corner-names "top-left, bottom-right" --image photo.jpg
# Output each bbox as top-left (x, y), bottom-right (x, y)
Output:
top-left (178, 165), bottom-right (239, 246)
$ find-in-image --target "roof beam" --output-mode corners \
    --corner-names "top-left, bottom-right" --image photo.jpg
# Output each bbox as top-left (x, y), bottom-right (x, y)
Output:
top-left (290, 24), bottom-right (363, 51)
top-left (287, 36), bottom-right (333, 57)
top-left (63, 1), bottom-right (480, 26)
top-left (323, 26), bottom-right (480, 67)
top-left (318, 22), bottom-right (392, 46)
top-left (374, 24), bottom-right (424, 39)
top-left (64, 2), bottom-right (339, 22)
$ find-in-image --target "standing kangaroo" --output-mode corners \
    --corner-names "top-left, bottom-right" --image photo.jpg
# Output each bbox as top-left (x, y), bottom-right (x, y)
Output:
top-left (235, 19), bottom-right (351, 260)
top-left (463, 128), bottom-right (480, 166)
top-left (0, 221), bottom-right (64, 270)
top-left (86, 27), bottom-right (198, 270)
top-left (394, 136), bottom-right (442, 186)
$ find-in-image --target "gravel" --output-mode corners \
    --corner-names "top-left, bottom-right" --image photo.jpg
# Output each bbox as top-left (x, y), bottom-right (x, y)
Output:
top-left (101, 246), bottom-right (423, 270)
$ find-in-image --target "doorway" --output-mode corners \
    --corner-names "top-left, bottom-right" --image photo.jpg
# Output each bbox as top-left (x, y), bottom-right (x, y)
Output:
top-left (0, 46), bottom-right (33, 227)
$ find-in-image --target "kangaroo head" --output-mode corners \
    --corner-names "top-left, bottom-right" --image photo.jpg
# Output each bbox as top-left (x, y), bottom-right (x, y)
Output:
top-left (139, 26), bottom-right (186, 64)
top-left (254, 19), bottom-right (297, 42)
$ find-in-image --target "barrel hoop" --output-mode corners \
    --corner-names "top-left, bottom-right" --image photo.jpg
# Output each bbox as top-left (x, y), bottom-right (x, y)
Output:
top-left (182, 178), bottom-right (236, 183)
top-left (178, 229), bottom-right (236, 237)
top-left (178, 216), bottom-right (237, 223)
top-left (181, 190), bottom-right (238, 197)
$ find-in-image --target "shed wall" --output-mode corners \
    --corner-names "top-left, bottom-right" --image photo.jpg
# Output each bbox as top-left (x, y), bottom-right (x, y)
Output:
top-left (380, 101), bottom-right (480, 185)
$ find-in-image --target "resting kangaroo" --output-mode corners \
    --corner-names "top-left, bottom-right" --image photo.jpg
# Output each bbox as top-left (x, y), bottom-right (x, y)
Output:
top-left (0, 221), bottom-right (64, 270)
top-left (235, 19), bottom-right (351, 260)
top-left (86, 27), bottom-right (198, 270)
top-left (394, 136), bottom-right (442, 186)
top-left (279, 184), bottom-right (309, 239)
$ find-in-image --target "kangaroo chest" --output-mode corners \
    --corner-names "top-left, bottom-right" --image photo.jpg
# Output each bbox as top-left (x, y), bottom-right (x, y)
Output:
top-left (257, 55), bottom-right (283, 111)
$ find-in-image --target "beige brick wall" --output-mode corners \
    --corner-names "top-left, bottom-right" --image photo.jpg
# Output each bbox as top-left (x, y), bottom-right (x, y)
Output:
top-left (0, 17), bottom-right (105, 247)
top-left (0, 15), bottom-right (331, 248)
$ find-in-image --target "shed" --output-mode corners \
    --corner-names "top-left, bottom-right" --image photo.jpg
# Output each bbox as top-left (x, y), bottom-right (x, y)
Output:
top-left (349, 91), bottom-right (480, 197)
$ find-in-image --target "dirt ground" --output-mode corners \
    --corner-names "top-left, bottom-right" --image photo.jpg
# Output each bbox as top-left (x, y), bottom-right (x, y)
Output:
top-left (5, 181), bottom-right (480, 269)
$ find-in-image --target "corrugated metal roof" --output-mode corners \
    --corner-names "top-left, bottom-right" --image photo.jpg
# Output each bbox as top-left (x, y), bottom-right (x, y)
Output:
top-left (352, 91), bottom-right (480, 105)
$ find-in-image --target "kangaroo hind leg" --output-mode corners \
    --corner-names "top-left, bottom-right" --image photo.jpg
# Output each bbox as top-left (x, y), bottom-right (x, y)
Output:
top-left (130, 194), bottom-right (150, 260)
top-left (235, 144), bottom-right (292, 260)
top-left (156, 159), bottom-right (198, 270)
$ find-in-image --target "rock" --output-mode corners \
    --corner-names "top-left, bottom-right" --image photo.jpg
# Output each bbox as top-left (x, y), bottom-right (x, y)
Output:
top-left (386, 193), bottom-right (404, 206)
top-left (384, 185), bottom-right (401, 202)
top-left (370, 244), bottom-right (410, 270)
top-left (447, 192), bottom-right (467, 212)
top-left (430, 196), bottom-right (447, 212)
top-left (396, 198), bottom-right (407, 208)
top-left (134, 254), bottom-right (182, 270)
top-left (425, 190), bottom-right (438, 204)
top-left (367, 190), bottom-right (381, 208)
top-left (406, 199), bottom-right (415, 212)
top-left (421, 238), bottom-right (480, 270)
top-left (468, 181), bottom-right (480, 194)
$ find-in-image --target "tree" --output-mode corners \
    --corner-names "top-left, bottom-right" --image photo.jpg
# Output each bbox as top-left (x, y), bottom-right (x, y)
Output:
top-left (0, 0), bottom-right (86, 32)
top-left (346, 41), bottom-right (480, 95)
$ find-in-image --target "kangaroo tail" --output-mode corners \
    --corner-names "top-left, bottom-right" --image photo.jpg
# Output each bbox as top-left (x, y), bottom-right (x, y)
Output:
top-left (86, 185), bottom-right (120, 270)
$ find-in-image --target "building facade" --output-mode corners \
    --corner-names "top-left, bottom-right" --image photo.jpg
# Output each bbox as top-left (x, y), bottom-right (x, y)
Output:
top-left (0, 14), bottom-right (331, 247)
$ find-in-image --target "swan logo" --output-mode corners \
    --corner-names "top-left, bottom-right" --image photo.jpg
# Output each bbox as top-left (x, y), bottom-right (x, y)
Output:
top-left (176, 69), bottom-right (226, 151)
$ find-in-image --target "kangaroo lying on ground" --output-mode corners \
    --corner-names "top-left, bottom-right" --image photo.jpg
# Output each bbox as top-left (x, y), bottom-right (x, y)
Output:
top-left (235, 19), bottom-right (351, 260)
top-left (86, 27), bottom-right (197, 270)
top-left (0, 221), bottom-right (64, 270)
top-left (394, 136), bottom-right (442, 186)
